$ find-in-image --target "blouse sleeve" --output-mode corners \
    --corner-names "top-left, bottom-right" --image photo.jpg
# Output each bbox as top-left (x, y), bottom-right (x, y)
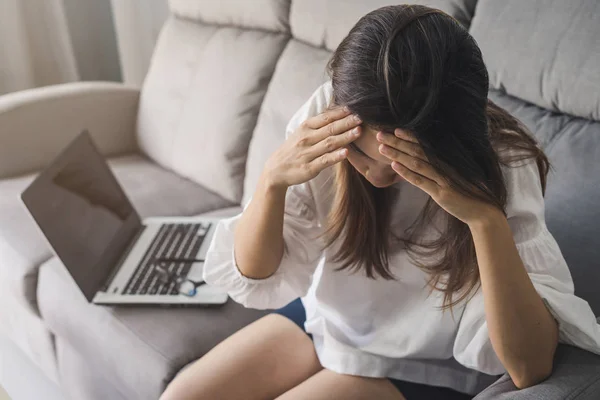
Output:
top-left (202, 82), bottom-right (333, 310)
top-left (453, 158), bottom-right (600, 375)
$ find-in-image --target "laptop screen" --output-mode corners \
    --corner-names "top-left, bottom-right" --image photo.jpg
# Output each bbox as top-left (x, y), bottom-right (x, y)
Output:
top-left (21, 132), bottom-right (142, 301)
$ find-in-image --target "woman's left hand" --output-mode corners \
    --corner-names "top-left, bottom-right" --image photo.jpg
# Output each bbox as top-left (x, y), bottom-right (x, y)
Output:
top-left (377, 128), bottom-right (500, 226)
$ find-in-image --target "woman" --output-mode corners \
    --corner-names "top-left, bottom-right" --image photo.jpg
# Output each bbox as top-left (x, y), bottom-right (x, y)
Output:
top-left (161, 5), bottom-right (600, 400)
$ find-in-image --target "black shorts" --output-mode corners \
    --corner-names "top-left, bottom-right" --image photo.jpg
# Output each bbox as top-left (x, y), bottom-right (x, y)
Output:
top-left (272, 298), bottom-right (473, 400)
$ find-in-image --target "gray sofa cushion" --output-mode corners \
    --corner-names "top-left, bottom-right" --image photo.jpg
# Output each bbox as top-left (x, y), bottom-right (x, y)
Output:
top-left (38, 258), bottom-right (268, 400)
top-left (489, 89), bottom-right (600, 315)
top-left (55, 337), bottom-right (129, 400)
top-left (290, 0), bottom-right (478, 52)
top-left (109, 154), bottom-right (233, 218)
top-left (474, 345), bottom-right (600, 399)
top-left (470, 0), bottom-right (600, 121)
top-left (169, 0), bottom-right (291, 33)
top-left (137, 16), bottom-right (288, 204)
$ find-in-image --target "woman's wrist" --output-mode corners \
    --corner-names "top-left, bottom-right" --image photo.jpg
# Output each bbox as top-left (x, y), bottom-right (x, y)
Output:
top-left (257, 171), bottom-right (288, 201)
top-left (467, 206), bottom-right (507, 234)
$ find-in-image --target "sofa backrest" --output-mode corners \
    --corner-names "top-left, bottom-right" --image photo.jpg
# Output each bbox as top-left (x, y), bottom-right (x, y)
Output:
top-left (470, 0), bottom-right (600, 313)
top-left (136, 0), bottom-right (289, 204)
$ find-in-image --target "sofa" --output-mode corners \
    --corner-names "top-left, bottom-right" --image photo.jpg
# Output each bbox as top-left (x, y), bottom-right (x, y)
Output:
top-left (1, 0), bottom-right (599, 398)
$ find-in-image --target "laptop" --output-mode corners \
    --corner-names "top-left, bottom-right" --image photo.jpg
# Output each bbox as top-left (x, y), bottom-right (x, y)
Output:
top-left (21, 131), bottom-right (228, 306)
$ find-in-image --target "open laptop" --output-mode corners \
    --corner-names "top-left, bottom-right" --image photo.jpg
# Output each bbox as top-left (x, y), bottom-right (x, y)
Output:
top-left (21, 131), bottom-right (228, 306)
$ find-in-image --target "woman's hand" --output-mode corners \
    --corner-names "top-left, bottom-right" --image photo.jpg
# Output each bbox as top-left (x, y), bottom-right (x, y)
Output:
top-left (377, 128), bottom-right (499, 226)
top-left (262, 107), bottom-right (362, 189)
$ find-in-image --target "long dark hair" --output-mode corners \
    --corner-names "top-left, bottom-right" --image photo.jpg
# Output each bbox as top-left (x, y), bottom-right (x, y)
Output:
top-left (325, 5), bottom-right (549, 308)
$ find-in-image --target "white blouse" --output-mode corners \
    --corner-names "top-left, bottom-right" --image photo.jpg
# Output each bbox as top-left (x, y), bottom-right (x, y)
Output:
top-left (204, 82), bottom-right (600, 395)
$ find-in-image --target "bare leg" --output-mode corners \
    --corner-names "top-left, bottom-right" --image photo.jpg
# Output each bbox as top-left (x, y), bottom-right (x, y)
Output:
top-left (160, 314), bottom-right (322, 400)
top-left (276, 369), bottom-right (407, 400)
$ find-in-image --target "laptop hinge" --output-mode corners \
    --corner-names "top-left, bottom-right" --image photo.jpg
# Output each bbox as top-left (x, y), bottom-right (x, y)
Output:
top-left (100, 224), bottom-right (147, 292)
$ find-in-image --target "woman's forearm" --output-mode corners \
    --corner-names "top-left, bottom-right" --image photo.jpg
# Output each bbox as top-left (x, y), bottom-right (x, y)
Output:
top-left (233, 175), bottom-right (287, 279)
top-left (469, 211), bottom-right (558, 389)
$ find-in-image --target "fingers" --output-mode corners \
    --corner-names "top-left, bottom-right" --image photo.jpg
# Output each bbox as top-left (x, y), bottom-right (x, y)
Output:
top-left (394, 128), bottom-right (419, 143)
top-left (308, 148), bottom-right (348, 175)
top-left (391, 161), bottom-right (439, 196)
top-left (304, 106), bottom-right (352, 130)
top-left (315, 113), bottom-right (362, 143)
top-left (376, 131), bottom-right (427, 162)
top-left (377, 130), bottom-right (446, 187)
top-left (309, 125), bottom-right (361, 158)
top-left (379, 142), bottom-right (444, 186)
top-left (309, 113), bottom-right (362, 144)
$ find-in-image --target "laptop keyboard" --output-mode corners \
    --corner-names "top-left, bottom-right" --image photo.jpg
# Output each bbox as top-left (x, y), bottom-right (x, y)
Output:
top-left (123, 223), bottom-right (211, 296)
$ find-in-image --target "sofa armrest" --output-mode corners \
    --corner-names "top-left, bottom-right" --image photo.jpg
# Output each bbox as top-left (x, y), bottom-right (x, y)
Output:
top-left (474, 344), bottom-right (600, 399)
top-left (0, 82), bottom-right (140, 179)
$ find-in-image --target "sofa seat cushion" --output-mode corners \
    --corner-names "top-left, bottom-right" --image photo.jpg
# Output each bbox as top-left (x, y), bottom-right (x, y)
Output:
top-left (474, 345), bottom-right (600, 400)
top-left (108, 154), bottom-right (233, 218)
top-left (37, 257), bottom-right (267, 400)
top-left (0, 153), bottom-right (232, 314)
top-left (55, 337), bottom-right (130, 400)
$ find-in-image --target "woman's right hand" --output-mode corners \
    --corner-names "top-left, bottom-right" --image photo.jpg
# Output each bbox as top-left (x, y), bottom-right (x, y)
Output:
top-left (235, 108), bottom-right (361, 281)
top-left (263, 107), bottom-right (363, 189)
